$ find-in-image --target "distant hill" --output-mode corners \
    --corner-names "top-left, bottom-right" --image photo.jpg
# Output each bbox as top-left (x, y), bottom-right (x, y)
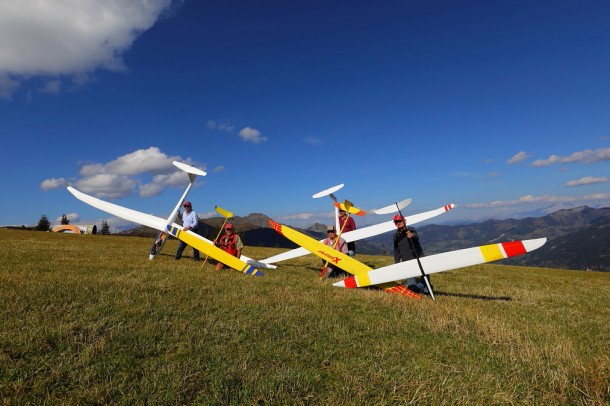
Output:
top-left (418, 206), bottom-right (610, 272)
top-left (116, 206), bottom-right (610, 272)
top-left (502, 215), bottom-right (610, 271)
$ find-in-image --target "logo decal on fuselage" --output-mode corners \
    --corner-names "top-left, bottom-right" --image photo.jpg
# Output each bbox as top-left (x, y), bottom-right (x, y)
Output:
top-left (317, 250), bottom-right (341, 264)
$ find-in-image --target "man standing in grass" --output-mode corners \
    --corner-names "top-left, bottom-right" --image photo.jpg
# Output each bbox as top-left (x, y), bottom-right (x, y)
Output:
top-left (392, 214), bottom-right (429, 293)
top-left (175, 201), bottom-right (201, 261)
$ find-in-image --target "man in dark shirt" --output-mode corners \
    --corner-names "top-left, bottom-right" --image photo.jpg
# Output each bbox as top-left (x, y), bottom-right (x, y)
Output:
top-left (392, 214), bottom-right (429, 293)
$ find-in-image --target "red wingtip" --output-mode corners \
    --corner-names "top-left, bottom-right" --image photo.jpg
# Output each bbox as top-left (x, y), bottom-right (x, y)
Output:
top-left (343, 276), bottom-right (358, 289)
top-left (268, 219), bottom-right (283, 235)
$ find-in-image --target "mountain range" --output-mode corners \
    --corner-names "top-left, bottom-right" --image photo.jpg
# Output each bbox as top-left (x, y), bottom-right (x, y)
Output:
top-left (118, 206), bottom-right (610, 272)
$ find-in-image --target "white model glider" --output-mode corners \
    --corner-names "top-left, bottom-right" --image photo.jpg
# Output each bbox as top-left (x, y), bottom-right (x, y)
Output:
top-left (269, 219), bottom-right (547, 298)
top-left (67, 183), bottom-right (276, 273)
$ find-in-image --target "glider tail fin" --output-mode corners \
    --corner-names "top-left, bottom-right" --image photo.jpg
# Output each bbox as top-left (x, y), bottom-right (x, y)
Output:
top-left (149, 161), bottom-right (207, 260)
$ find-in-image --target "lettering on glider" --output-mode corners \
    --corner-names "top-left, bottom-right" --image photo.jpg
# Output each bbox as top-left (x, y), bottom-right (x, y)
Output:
top-left (317, 250), bottom-right (341, 264)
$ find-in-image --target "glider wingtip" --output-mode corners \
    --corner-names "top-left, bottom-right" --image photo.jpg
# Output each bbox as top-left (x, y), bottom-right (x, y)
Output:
top-left (526, 237), bottom-right (548, 251)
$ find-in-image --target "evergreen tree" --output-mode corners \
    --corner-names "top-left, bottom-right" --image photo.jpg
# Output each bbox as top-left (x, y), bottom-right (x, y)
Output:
top-left (60, 214), bottom-right (70, 225)
top-left (35, 214), bottom-right (51, 231)
top-left (100, 220), bottom-right (111, 235)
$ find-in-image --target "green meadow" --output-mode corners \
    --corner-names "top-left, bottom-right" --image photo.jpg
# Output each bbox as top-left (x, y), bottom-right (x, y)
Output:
top-left (1, 229), bottom-right (608, 405)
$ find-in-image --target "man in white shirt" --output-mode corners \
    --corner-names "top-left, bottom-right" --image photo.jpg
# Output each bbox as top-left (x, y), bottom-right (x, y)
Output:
top-left (175, 201), bottom-right (201, 261)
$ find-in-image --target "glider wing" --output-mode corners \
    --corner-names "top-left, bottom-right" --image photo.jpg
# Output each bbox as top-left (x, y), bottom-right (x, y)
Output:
top-left (334, 238), bottom-right (547, 288)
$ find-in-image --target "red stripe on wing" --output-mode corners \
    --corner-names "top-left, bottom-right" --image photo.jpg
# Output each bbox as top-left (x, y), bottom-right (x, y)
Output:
top-left (501, 240), bottom-right (527, 257)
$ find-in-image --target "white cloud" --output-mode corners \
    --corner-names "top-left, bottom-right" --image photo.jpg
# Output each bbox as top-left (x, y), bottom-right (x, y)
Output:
top-left (565, 176), bottom-right (609, 187)
top-left (198, 211), bottom-right (218, 219)
top-left (207, 120), bottom-right (234, 133)
top-left (75, 173), bottom-right (139, 199)
top-left (531, 147), bottom-right (610, 167)
top-left (104, 147), bottom-right (182, 175)
top-left (457, 192), bottom-right (610, 222)
top-left (507, 151), bottom-right (529, 164)
top-left (450, 171), bottom-right (496, 179)
top-left (0, 0), bottom-right (177, 99)
top-left (41, 146), bottom-right (205, 199)
top-left (302, 137), bottom-right (322, 145)
top-left (40, 177), bottom-right (66, 191)
top-left (238, 127), bottom-right (268, 143)
top-left (213, 166), bottom-right (225, 173)
top-left (139, 183), bottom-right (163, 198)
top-left (39, 79), bottom-right (61, 94)
top-left (0, 74), bottom-right (19, 99)
top-left (278, 212), bottom-right (319, 221)
top-left (465, 192), bottom-right (610, 209)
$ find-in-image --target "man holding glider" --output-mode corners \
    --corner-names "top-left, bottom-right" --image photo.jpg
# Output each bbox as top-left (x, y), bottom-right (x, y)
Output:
top-left (321, 225), bottom-right (349, 278)
top-left (175, 201), bottom-right (201, 261)
top-left (392, 214), bottom-right (430, 293)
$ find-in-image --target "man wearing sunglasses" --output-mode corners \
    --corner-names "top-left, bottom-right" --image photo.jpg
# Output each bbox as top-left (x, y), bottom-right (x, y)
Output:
top-left (321, 225), bottom-right (348, 278)
top-left (392, 214), bottom-right (429, 294)
top-left (175, 201), bottom-right (201, 261)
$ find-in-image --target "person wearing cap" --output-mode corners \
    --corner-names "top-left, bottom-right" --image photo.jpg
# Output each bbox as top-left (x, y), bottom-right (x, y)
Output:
top-left (338, 209), bottom-right (356, 256)
top-left (392, 214), bottom-right (429, 293)
top-left (175, 201), bottom-right (201, 261)
top-left (214, 223), bottom-right (244, 270)
top-left (321, 225), bottom-right (349, 278)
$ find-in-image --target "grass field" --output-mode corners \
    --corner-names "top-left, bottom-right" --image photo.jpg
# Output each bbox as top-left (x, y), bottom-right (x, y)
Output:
top-left (1, 229), bottom-right (608, 405)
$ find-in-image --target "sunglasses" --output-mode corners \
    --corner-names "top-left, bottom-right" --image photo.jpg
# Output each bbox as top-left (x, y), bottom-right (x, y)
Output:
top-left (327, 230), bottom-right (336, 233)
top-left (394, 220), bottom-right (404, 224)
top-left (226, 228), bottom-right (233, 231)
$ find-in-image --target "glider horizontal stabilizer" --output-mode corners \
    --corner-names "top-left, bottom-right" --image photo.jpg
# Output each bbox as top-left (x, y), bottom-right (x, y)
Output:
top-left (333, 201), bottom-right (366, 216)
top-left (312, 184), bottom-right (344, 198)
top-left (372, 198), bottom-right (413, 215)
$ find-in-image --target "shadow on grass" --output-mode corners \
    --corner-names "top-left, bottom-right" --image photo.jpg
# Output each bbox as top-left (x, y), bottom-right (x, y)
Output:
top-left (434, 291), bottom-right (512, 301)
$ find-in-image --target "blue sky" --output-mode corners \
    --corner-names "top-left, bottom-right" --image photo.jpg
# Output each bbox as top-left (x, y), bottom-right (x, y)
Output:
top-left (1, 0), bottom-right (609, 231)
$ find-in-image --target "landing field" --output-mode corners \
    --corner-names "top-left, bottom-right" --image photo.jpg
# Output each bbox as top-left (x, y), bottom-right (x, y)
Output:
top-left (1, 229), bottom-right (608, 404)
